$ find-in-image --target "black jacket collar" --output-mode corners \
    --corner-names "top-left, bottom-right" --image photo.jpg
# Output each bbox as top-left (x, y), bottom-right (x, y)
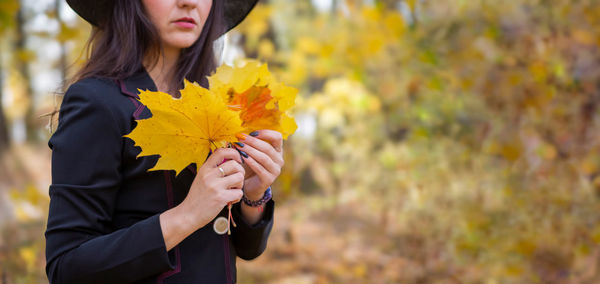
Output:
top-left (118, 69), bottom-right (157, 99)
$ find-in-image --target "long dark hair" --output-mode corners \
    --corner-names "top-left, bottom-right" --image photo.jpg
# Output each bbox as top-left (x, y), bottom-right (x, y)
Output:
top-left (74, 0), bottom-right (225, 91)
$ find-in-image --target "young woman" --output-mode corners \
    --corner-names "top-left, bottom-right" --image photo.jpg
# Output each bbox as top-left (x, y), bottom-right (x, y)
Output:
top-left (45, 0), bottom-right (282, 283)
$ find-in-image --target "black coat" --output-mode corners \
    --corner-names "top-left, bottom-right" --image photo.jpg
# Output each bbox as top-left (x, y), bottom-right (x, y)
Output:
top-left (45, 70), bottom-right (274, 284)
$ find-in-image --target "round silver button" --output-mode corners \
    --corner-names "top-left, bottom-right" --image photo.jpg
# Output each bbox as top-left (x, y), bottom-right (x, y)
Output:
top-left (213, 216), bottom-right (229, 235)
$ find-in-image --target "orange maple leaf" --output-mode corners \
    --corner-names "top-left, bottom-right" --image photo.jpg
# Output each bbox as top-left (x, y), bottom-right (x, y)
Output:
top-left (208, 61), bottom-right (298, 139)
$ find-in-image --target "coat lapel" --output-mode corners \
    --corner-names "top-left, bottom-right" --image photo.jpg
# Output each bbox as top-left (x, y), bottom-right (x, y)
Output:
top-left (119, 69), bottom-right (157, 99)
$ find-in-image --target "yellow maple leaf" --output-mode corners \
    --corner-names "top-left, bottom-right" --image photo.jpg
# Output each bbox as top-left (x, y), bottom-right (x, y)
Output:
top-left (208, 61), bottom-right (298, 139)
top-left (124, 80), bottom-right (244, 175)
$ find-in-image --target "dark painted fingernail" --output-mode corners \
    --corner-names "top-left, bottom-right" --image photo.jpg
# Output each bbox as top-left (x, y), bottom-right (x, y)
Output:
top-left (239, 150), bottom-right (249, 158)
top-left (234, 142), bottom-right (244, 148)
top-left (235, 148), bottom-right (245, 164)
top-left (249, 131), bottom-right (259, 137)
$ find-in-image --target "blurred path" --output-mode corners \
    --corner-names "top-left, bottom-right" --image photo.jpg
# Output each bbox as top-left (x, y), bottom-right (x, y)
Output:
top-left (237, 198), bottom-right (413, 283)
top-left (0, 144), bottom-right (51, 226)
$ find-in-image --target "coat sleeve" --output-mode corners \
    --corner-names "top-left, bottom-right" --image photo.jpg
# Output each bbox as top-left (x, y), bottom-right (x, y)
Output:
top-left (230, 199), bottom-right (275, 260)
top-left (45, 81), bottom-right (174, 284)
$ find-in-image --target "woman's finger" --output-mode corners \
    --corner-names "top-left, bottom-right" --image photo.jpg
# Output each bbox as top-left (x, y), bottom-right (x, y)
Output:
top-left (243, 153), bottom-right (272, 185)
top-left (216, 160), bottom-right (244, 178)
top-left (221, 172), bottom-right (245, 189)
top-left (238, 143), bottom-right (280, 175)
top-left (238, 134), bottom-right (283, 166)
top-left (221, 188), bottom-right (243, 203)
top-left (205, 148), bottom-right (242, 166)
top-left (248, 130), bottom-right (283, 152)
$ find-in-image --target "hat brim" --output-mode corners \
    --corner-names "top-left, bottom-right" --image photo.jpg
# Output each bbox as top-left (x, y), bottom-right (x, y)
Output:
top-left (223, 0), bottom-right (259, 33)
top-left (66, 0), bottom-right (258, 34)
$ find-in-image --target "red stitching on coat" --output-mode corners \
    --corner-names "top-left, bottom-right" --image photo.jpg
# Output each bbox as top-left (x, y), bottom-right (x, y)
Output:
top-left (186, 164), bottom-right (197, 175)
top-left (118, 79), bottom-right (139, 99)
top-left (223, 235), bottom-right (233, 284)
top-left (119, 79), bottom-right (182, 283)
top-left (117, 79), bottom-right (145, 120)
top-left (156, 246), bottom-right (181, 284)
top-left (163, 172), bottom-right (175, 208)
top-left (133, 104), bottom-right (144, 119)
top-left (156, 172), bottom-right (181, 283)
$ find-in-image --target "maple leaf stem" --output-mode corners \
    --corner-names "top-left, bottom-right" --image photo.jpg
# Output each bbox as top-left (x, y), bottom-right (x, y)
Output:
top-left (227, 202), bottom-right (236, 235)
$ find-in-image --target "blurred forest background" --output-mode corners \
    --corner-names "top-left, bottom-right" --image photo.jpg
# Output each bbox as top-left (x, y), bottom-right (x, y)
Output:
top-left (1, 0), bottom-right (600, 283)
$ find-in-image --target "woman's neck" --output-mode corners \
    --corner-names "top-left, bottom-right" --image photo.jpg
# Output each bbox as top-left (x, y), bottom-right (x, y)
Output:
top-left (144, 47), bottom-right (180, 95)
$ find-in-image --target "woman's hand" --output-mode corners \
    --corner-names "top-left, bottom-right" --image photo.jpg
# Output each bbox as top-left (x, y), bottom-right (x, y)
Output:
top-left (235, 130), bottom-right (284, 200)
top-left (183, 148), bottom-right (245, 224)
top-left (160, 148), bottom-right (244, 251)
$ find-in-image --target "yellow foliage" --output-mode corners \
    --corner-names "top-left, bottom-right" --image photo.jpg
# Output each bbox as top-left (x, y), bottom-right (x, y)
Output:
top-left (0, 0), bottom-right (18, 31)
top-left (296, 36), bottom-right (321, 56)
top-left (592, 226), bottom-right (600, 244)
top-left (15, 48), bottom-right (36, 62)
top-left (580, 156), bottom-right (598, 175)
top-left (307, 78), bottom-right (380, 115)
top-left (503, 265), bottom-right (524, 276)
top-left (125, 81), bottom-right (244, 175)
top-left (8, 0), bottom-right (600, 282)
top-left (56, 22), bottom-right (79, 42)
top-left (528, 61), bottom-right (547, 83)
top-left (283, 50), bottom-right (308, 85)
top-left (572, 29), bottom-right (596, 45)
top-left (125, 61), bottom-right (297, 175)
top-left (536, 142), bottom-right (557, 160)
top-left (352, 264), bottom-right (367, 278)
top-left (234, 4), bottom-right (272, 49)
top-left (19, 246), bottom-right (37, 272)
top-left (9, 184), bottom-right (49, 222)
top-left (257, 39), bottom-right (275, 59)
top-left (513, 239), bottom-right (537, 256)
top-left (384, 12), bottom-right (405, 37)
top-left (6, 70), bottom-right (30, 119)
top-left (19, 184), bottom-right (47, 206)
top-left (406, 0), bottom-right (417, 11)
top-left (209, 60), bottom-right (273, 95)
top-left (208, 61), bottom-right (298, 139)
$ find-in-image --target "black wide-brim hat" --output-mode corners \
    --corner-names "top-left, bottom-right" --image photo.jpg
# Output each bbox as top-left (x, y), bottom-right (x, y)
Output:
top-left (66, 0), bottom-right (258, 33)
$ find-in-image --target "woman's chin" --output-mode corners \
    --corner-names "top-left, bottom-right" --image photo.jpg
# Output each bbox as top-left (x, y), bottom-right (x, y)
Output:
top-left (165, 36), bottom-right (200, 50)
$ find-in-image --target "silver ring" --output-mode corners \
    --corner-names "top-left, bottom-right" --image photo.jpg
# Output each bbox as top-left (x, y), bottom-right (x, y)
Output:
top-left (218, 166), bottom-right (225, 177)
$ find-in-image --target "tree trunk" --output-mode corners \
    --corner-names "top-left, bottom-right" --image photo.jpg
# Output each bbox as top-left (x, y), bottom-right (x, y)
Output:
top-left (15, 5), bottom-right (36, 142)
top-left (0, 42), bottom-right (10, 153)
top-left (1, 266), bottom-right (6, 284)
top-left (56, 0), bottom-right (67, 90)
top-left (331, 0), bottom-right (338, 16)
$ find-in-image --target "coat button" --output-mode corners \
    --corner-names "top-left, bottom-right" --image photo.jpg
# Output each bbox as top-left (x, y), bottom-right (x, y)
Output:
top-left (213, 216), bottom-right (229, 235)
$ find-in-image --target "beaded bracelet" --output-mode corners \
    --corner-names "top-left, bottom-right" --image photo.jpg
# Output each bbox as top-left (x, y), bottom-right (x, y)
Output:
top-left (242, 186), bottom-right (272, 207)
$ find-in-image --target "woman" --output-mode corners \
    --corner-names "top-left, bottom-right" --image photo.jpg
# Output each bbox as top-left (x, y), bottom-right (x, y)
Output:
top-left (45, 0), bottom-right (282, 283)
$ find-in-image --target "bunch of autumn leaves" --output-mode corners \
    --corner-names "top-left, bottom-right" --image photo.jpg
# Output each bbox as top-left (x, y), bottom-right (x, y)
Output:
top-left (125, 61), bottom-right (297, 174)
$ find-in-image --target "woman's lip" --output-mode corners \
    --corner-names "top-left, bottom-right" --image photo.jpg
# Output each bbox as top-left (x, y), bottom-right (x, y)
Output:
top-left (173, 21), bottom-right (196, 29)
top-left (174, 17), bottom-right (196, 24)
top-left (172, 17), bottom-right (196, 29)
